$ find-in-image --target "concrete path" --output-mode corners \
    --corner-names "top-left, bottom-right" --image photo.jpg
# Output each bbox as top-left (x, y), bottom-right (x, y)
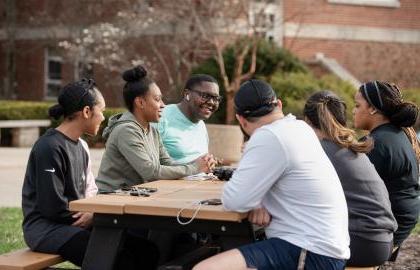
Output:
top-left (0, 147), bottom-right (104, 207)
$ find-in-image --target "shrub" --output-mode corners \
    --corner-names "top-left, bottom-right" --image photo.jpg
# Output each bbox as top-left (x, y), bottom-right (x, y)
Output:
top-left (402, 88), bottom-right (420, 129)
top-left (269, 72), bottom-right (357, 119)
top-left (0, 101), bottom-right (52, 120)
top-left (0, 100), bottom-right (124, 147)
top-left (192, 39), bottom-right (307, 124)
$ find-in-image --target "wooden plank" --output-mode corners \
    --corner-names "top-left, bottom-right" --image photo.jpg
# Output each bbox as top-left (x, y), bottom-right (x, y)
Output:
top-left (155, 189), bottom-right (221, 201)
top-left (194, 180), bottom-right (225, 191)
top-left (124, 199), bottom-right (246, 222)
top-left (69, 195), bottom-right (146, 214)
top-left (127, 180), bottom-right (246, 221)
top-left (70, 180), bottom-right (245, 221)
top-left (138, 180), bottom-right (203, 193)
top-left (0, 248), bottom-right (63, 270)
top-left (0, 120), bottom-right (51, 128)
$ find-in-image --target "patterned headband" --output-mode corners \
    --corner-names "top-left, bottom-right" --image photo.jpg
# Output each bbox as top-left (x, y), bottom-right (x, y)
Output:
top-left (361, 81), bottom-right (383, 111)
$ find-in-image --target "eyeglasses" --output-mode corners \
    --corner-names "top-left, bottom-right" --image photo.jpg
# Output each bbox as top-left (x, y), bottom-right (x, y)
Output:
top-left (188, 89), bottom-right (223, 103)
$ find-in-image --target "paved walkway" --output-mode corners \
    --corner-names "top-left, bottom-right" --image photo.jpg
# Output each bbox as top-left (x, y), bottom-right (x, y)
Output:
top-left (0, 147), bottom-right (104, 207)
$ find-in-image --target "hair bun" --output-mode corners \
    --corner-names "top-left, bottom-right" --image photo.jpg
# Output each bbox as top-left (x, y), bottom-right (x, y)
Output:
top-left (122, 65), bottom-right (147, 82)
top-left (48, 104), bottom-right (65, 120)
top-left (390, 102), bottom-right (419, 127)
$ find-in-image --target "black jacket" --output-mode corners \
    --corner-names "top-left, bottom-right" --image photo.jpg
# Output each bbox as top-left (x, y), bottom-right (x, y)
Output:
top-left (368, 123), bottom-right (420, 245)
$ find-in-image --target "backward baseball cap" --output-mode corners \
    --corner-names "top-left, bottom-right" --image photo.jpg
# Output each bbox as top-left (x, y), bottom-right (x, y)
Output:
top-left (234, 79), bottom-right (278, 118)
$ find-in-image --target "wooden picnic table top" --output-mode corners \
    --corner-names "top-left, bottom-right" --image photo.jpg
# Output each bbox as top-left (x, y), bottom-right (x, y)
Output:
top-left (69, 180), bottom-right (247, 222)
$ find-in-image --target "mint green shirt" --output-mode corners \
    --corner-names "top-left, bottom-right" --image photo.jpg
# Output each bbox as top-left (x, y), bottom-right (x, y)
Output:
top-left (157, 104), bottom-right (209, 164)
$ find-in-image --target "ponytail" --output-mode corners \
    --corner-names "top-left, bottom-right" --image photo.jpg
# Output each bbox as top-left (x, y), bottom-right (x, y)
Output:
top-left (304, 91), bottom-right (373, 153)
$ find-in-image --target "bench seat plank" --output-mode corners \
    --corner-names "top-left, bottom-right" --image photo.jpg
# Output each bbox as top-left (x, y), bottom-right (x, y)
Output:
top-left (0, 248), bottom-right (63, 270)
top-left (0, 120), bottom-right (51, 128)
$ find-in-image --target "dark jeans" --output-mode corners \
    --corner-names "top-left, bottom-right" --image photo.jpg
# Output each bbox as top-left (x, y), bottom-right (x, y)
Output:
top-left (346, 234), bottom-right (393, 267)
top-left (238, 238), bottom-right (345, 270)
top-left (58, 229), bottom-right (159, 270)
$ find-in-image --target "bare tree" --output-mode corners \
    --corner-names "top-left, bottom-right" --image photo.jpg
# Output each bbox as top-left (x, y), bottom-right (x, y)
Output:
top-left (191, 0), bottom-right (276, 124)
top-left (58, 0), bottom-right (276, 122)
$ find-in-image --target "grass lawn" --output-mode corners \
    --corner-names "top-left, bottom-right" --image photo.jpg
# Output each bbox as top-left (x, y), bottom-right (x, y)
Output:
top-left (0, 207), bottom-right (25, 254)
top-left (0, 207), bottom-right (79, 269)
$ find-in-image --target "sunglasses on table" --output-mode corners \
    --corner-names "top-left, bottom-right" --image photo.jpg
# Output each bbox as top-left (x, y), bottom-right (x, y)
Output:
top-left (188, 89), bottom-right (223, 103)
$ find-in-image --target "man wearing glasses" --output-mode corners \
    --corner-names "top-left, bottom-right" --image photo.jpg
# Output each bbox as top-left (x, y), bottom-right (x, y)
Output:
top-left (157, 74), bottom-right (221, 164)
top-left (154, 74), bottom-right (221, 263)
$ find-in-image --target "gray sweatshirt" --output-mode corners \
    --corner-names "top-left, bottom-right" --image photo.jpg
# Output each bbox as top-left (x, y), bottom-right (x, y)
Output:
top-left (321, 139), bottom-right (397, 242)
top-left (96, 111), bottom-right (199, 192)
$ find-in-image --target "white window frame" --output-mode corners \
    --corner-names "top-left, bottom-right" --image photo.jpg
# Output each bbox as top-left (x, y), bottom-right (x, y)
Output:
top-left (328, 0), bottom-right (400, 8)
top-left (249, 1), bottom-right (283, 43)
top-left (44, 48), bottom-right (63, 100)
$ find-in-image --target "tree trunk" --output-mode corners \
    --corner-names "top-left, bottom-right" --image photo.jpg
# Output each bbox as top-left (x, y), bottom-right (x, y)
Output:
top-left (225, 90), bottom-right (236, 124)
top-left (4, 0), bottom-right (16, 99)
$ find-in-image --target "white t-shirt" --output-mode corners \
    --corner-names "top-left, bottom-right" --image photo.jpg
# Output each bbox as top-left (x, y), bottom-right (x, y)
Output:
top-left (222, 114), bottom-right (350, 259)
top-left (80, 138), bottom-right (98, 198)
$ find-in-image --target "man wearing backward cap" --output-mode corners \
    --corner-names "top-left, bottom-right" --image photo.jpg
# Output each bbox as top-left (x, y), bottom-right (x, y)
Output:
top-left (194, 79), bottom-right (350, 270)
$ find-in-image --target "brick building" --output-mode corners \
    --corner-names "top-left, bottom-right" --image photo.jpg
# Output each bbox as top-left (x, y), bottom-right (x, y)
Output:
top-left (283, 0), bottom-right (420, 89)
top-left (1, 0), bottom-right (419, 107)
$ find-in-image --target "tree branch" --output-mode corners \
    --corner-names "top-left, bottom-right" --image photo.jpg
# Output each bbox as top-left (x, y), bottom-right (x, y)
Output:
top-left (147, 36), bottom-right (174, 86)
top-left (214, 40), bottom-right (231, 92)
top-left (240, 39), bottom-right (257, 81)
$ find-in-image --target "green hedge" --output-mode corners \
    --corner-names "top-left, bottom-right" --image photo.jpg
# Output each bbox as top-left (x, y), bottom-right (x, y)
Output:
top-left (0, 100), bottom-right (124, 147)
top-left (403, 88), bottom-right (420, 129)
top-left (0, 101), bottom-right (52, 120)
top-left (268, 72), bottom-right (357, 119)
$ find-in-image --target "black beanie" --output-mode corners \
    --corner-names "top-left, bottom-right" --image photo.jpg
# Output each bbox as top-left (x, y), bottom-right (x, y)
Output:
top-left (234, 79), bottom-right (277, 117)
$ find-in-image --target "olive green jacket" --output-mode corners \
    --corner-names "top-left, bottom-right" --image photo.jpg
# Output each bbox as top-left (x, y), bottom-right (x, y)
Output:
top-left (96, 111), bottom-right (199, 192)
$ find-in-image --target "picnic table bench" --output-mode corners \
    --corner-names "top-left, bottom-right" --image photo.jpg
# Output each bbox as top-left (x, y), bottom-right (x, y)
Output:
top-left (0, 120), bottom-right (51, 147)
top-left (0, 248), bottom-right (64, 270)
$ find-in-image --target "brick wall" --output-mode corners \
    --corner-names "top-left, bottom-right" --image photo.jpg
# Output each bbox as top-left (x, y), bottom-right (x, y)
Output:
top-left (284, 0), bottom-right (420, 29)
top-left (14, 41), bottom-right (45, 100)
top-left (14, 0), bottom-right (125, 27)
top-left (283, 0), bottom-right (420, 88)
top-left (285, 37), bottom-right (420, 88)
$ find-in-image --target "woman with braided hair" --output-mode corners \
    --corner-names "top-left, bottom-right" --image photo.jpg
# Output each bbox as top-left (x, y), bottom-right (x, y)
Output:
top-left (304, 91), bottom-right (397, 267)
top-left (353, 81), bottom-right (420, 257)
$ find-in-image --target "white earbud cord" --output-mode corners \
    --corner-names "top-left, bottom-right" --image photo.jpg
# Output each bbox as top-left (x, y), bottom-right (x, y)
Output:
top-left (176, 200), bottom-right (203, 225)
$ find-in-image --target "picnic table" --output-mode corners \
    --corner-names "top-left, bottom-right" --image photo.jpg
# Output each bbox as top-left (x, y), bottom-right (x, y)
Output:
top-left (69, 180), bottom-right (255, 270)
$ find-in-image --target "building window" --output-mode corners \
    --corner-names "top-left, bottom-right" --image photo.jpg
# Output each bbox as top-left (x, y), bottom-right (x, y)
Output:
top-left (249, 1), bottom-right (281, 42)
top-left (44, 48), bottom-right (62, 99)
top-left (328, 0), bottom-right (400, 8)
